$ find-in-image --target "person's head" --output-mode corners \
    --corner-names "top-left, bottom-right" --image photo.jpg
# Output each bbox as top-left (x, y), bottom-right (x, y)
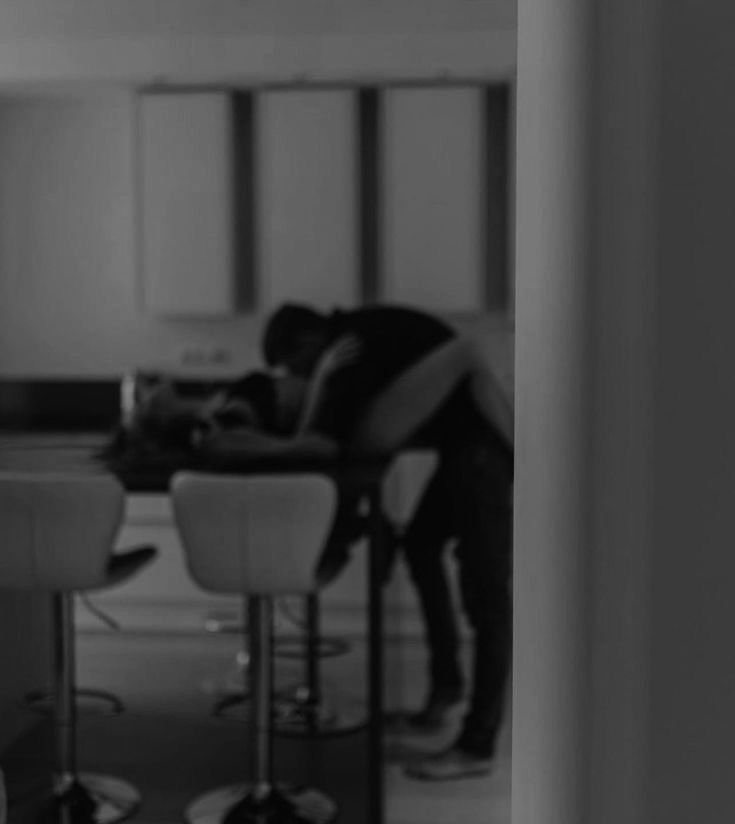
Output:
top-left (226, 372), bottom-right (278, 432)
top-left (226, 370), bottom-right (307, 435)
top-left (127, 380), bottom-right (203, 451)
top-left (272, 373), bottom-right (309, 434)
top-left (263, 303), bottom-right (330, 377)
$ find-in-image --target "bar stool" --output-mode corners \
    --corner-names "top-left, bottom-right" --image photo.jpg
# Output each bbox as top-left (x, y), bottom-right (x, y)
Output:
top-left (201, 596), bottom-right (354, 730)
top-left (0, 472), bottom-right (157, 824)
top-left (171, 472), bottom-right (338, 824)
top-left (272, 592), bottom-right (364, 738)
top-left (24, 594), bottom-right (126, 717)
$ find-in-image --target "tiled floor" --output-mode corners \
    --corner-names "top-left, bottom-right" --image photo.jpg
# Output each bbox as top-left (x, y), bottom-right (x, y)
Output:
top-left (13, 628), bottom-right (510, 824)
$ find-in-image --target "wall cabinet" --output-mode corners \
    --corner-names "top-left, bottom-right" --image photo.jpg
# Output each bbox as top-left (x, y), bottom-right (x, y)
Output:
top-left (138, 93), bottom-right (239, 317)
top-left (137, 85), bottom-right (510, 319)
top-left (382, 87), bottom-right (486, 312)
top-left (257, 89), bottom-right (359, 311)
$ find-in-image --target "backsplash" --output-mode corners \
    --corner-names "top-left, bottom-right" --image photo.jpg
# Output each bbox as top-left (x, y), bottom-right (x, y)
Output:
top-left (0, 380), bottom-right (120, 430)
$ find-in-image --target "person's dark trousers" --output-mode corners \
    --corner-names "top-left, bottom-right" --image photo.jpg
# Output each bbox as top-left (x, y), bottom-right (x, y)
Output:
top-left (403, 427), bottom-right (513, 758)
top-left (450, 431), bottom-right (513, 758)
top-left (402, 465), bottom-right (465, 701)
top-left (314, 488), bottom-right (397, 587)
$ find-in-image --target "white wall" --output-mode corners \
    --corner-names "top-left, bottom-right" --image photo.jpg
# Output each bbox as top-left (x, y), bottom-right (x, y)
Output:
top-left (514, 1), bottom-right (658, 821)
top-left (515, 1), bottom-right (735, 823)
top-left (513, 2), bottom-right (592, 822)
top-left (649, 4), bottom-right (735, 821)
top-left (0, 1), bottom-right (516, 379)
top-left (0, 0), bottom-right (515, 87)
top-left (0, 93), bottom-right (269, 378)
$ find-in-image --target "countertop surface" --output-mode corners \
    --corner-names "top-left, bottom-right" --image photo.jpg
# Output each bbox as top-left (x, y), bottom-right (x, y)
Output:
top-left (0, 430), bottom-right (108, 448)
top-left (0, 430), bottom-right (109, 472)
top-left (0, 430), bottom-right (388, 492)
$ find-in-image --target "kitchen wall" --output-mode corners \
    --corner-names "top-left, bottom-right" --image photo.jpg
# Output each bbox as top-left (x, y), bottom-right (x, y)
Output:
top-left (0, 91), bottom-right (268, 378)
top-left (0, 1), bottom-right (515, 635)
top-left (0, 91), bottom-right (514, 385)
top-left (0, 0), bottom-right (516, 381)
top-left (0, 0), bottom-right (516, 87)
top-left (0, 87), bottom-right (512, 632)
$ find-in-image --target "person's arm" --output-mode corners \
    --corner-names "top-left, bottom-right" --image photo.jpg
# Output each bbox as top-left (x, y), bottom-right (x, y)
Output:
top-left (349, 336), bottom-right (514, 455)
top-left (294, 336), bottom-right (361, 436)
top-left (469, 358), bottom-right (514, 447)
top-left (201, 426), bottom-right (339, 462)
top-left (349, 337), bottom-right (474, 454)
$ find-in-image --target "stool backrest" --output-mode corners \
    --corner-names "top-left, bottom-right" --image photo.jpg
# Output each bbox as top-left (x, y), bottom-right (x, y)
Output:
top-left (171, 473), bottom-right (337, 595)
top-left (0, 473), bottom-right (125, 592)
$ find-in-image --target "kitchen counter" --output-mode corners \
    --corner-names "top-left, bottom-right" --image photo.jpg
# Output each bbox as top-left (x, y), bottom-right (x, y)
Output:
top-left (0, 430), bottom-right (108, 464)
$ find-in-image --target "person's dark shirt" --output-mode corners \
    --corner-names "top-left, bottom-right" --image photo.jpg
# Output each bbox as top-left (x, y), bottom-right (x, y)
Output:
top-left (224, 372), bottom-right (279, 432)
top-left (310, 305), bottom-right (504, 453)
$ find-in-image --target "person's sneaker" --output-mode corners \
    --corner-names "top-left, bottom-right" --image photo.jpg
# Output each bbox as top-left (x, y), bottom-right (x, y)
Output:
top-left (404, 746), bottom-right (494, 781)
top-left (405, 689), bottom-right (463, 732)
top-left (316, 506), bottom-right (399, 588)
top-left (315, 543), bottom-right (353, 588)
top-left (314, 508), bottom-right (364, 587)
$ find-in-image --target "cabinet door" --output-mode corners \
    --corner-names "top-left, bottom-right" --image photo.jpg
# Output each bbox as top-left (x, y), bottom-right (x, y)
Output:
top-left (256, 90), bottom-right (359, 310)
top-left (138, 93), bottom-right (237, 316)
top-left (382, 87), bottom-right (484, 312)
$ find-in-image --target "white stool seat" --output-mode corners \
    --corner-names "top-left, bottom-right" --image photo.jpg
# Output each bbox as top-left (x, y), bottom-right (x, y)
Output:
top-left (171, 472), bottom-right (338, 824)
top-left (172, 473), bottom-right (336, 595)
top-left (0, 473), bottom-right (154, 592)
top-left (0, 472), bottom-right (157, 824)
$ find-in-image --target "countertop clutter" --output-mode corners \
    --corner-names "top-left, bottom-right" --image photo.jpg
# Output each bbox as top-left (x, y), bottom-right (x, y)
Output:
top-left (0, 432), bottom-right (109, 476)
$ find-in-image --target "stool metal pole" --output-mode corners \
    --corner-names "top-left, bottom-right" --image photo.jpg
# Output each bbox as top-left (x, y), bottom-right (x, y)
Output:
top-left (367, 485), bottom-right (386, 824)
top-left (248, 596), bottom-right (273, 799)
top-left (273, 593), bottom-right (364, 739)
top-left (50, 592), bottom-right (141, 824)
top-left (53, 593), bottom-right (77, 791)
top-left (25, 596), bottom-right (125, 718)
top-left (305, 594), bottom-right (320, 713)
top-left (188, 593), bottom-right (337, 824)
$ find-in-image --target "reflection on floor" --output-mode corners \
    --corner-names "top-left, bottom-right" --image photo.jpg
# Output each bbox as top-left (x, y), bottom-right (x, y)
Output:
top-left (13, 627), bottom-right (511, 824)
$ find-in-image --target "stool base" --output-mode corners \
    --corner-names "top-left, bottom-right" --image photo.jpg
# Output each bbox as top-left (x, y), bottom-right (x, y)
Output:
top-left (209, 687), bottom-right (292, 722)
top-left (185, 783), bottom-right (337, 824)
top-left (45, 774), bottom-right (140, 824)
top-left (273, 687), bottom-right (366, 738)
top-left (211, 689), bottom-right (365, 737)
top-left (273, 637), bottom-right (350, 661)
top-left (212, 691), bottom-right (250, 719)
top-left (24, 688), bottom-right (124, 717)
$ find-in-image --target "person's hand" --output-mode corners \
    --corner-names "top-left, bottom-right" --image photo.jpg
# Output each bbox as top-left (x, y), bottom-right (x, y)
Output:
top-left (315, 335), bottom-right (362, 380)
top-left (136, 380), bottom-right (178, 423)
top-left (199, 391), bottom-right (229, 419)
